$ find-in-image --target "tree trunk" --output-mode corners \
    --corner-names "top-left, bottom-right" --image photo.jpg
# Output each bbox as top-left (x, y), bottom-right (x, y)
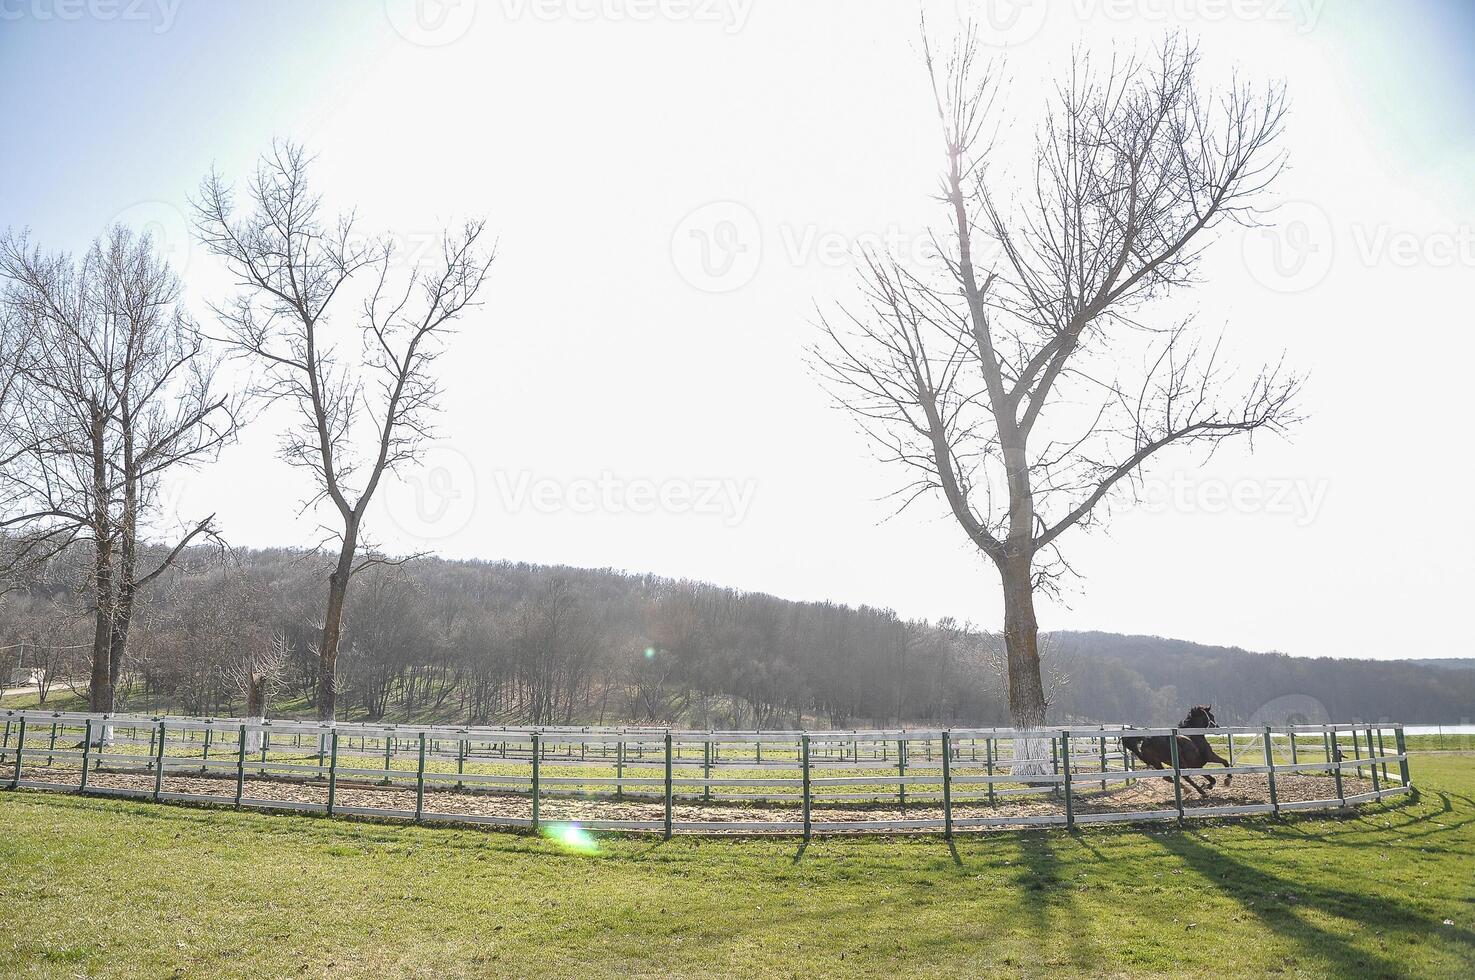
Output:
top-left (87, 406), bottom-right (114, 714)
top-left (315, 529), bottom-right (358, 721)
top-left (999, 554), bottom-right (1047, 729)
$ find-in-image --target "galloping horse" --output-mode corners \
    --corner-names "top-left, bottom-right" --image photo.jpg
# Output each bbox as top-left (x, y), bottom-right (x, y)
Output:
top-left (1120, 705), bottom-right (1232, 797)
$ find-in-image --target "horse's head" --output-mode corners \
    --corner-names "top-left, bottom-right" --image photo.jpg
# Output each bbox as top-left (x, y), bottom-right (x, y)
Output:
top-left (1182, 704), bottom-right (1217, 729)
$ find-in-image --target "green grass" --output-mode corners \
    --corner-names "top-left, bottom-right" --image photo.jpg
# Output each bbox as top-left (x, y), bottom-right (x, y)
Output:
top-left (2, 755), bottom-right (1473, 977)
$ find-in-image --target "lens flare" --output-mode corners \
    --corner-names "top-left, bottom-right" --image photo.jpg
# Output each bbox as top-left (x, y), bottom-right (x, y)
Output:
top-left (644, 647), bottom-right (656, 660)
top-left (543, 822), bottom-right (600, 855)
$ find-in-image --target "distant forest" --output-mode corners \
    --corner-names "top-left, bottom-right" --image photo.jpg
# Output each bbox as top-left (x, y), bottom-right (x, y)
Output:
top-left (3, 546), bottom-right (1471, 727)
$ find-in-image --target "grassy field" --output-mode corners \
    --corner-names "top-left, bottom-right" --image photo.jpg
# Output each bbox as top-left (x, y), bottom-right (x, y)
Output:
top-left (2, 753), bottom-right (1472, 978)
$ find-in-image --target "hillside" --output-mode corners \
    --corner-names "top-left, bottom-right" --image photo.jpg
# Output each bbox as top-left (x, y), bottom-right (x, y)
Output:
top-left (3, 547), bottom-right (1471, 726)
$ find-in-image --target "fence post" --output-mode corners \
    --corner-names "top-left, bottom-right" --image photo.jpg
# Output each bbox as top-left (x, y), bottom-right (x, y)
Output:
top-left (9, 716), bottom-right (25, 789)
top-left (1395, 726), bottom-right (1410, 788)
top-left (615, 738), bottom-right (624, 800)
top-left (152, 720), bottom-right (166, 801)
top-left (1168, 728), bottom-right (1185, 826)
top-left (704, 734), bottom-right (712, 803)
top-left (202, 726), bottom-right (212, 771)
top-left (456, 732), bottom-right (466, 791)
top-left (327, 728), bottom-right (340, 816)
top-left (985, 736), bottom-right (995, 806)
top-left (1330, 728), bottom-right (1345, 806)
top-left (940, 731), bottom-right (954, 839)
top-left (663, 731), bottom-right (674, 839)
top-left (1263, 725), bottom-right (1279, 817)
top-left (1365, 726), bottom-right (1380, 792)
top-left (415, 731), bottom-right (426, 821)
top-left (235, 723), bottom-right (247, 808)
top-left (80, 718), bottom-right (93, 794)
top-left (801, 733), bottom-right (811, 840)
top-left (1375, 727), bottom-right (1389, 784)
top-left (1061, 730), bottom-right (1074, 831)
top-left (530, 732), bottom-right (541, 832)
top-left (47, 721), bottom-right (57, 767)
top-left (1098, 732), bottom-right (1107, 791)
top-left (1289, 729), bottom-right (1299, 765)
top-left (897, 738), bottom-right (907, 809)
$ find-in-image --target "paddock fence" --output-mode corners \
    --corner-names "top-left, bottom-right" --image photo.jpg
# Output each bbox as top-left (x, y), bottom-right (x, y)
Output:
top-left (0, 710), bottom-right (1412, 837)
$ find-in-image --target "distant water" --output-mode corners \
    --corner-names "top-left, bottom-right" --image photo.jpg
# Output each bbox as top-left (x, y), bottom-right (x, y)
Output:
top-left (1404, 724), bottom-right (1475, 735)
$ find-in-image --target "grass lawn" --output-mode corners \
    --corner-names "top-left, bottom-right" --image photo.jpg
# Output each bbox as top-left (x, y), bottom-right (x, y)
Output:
top-left (2, 755), bottom-right (1473, 977)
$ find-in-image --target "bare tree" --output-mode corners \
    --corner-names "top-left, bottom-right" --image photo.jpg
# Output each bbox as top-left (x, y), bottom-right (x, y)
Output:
top-left (0, 226), bottom-right (240, 712)
top-left (193, 142), bottom-right (495, 720)
top-left (228, 630), bottom-right (289, 752)
top-left (814, 29), bottom-right (1300, 728)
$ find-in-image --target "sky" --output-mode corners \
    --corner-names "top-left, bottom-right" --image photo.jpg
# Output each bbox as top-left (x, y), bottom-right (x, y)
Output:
top-left (1, 0), bottom-right (1472, 661)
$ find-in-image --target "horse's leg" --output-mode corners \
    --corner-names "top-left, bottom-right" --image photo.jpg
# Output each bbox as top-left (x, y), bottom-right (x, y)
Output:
top-left (1207, 749), bottom-right (1233, 785)
top-left (1182, 774), bottom-right (1209, 797)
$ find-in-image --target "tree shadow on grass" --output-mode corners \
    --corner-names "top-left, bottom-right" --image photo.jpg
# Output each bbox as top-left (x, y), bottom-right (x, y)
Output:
top-left (1153, 829), bottom-right (1475, 977)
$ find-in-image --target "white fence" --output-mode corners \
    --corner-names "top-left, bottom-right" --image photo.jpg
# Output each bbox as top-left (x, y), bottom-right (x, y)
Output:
top-left (0, 710), bottom-right (1413, 836)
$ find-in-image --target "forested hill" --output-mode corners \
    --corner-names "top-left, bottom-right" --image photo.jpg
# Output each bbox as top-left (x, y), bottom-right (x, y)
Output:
top-left (3, 547), bottom-right (1471, 726)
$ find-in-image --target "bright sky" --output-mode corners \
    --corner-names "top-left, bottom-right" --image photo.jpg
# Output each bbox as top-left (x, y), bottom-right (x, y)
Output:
top-left (2, 0), bottom-right (1472, 661)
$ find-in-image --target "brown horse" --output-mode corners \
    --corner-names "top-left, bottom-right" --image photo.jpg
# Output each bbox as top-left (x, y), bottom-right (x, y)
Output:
top-left (1120, 705), bottom-right (1233, 797)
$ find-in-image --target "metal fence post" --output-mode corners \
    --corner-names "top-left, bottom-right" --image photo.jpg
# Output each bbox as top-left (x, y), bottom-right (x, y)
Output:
top-left (801, 733), bottom-right (811, 840)
top-left (1061, 730), bottom-right (1074, 831)
top-left (941, 730), bottom-right (953, 839)
top-left (9, 716), bottom-right (25, 789)
top-left (530, 732), bottom-right (541, 831)
top-left (327, 729), bottom-right (340, 816)
top-left (456, 732), bottom-right (467, 791)
top-left (664, 731), bottom-right (674, 839)
top-left (1330, 728), bottom-right (1345, 806)
top-left (235, 723), bottom-right (247, 808)
top-left (415, 731), bottom-right (426, 821)
top-left (897, 737), bottom-right (907, 809)
top-left (80, 718), bottom-right (93, 794)
top-left (615, 738), bottom-right (625, 800)
top-left (47, 721), bottom-right (57, 767)
top-left (1263, 725), bottom-right (1279, 817)
top-left (1365, 726), bottom-right (1380, 792)
top-left (985, 736), bottom-right (995, 806)
top-left (1168, 728), bottom-right (1185, 825)
top-left (1395, 726), bottom-right (1410, 788)
top-left (703, 735), bottom-right (712, 803)
top-left (152, 720), bottom-right (167, 801)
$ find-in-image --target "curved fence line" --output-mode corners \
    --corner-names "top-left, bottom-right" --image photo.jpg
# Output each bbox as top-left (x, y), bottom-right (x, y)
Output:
top-left (0, 709), bottom-right (1413, 836)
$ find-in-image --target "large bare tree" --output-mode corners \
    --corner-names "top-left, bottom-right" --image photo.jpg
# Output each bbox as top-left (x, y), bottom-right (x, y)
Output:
top-left (194, 142), bottom-right (494, 720)
top-left (0, 226), bottom-right (240, 711)
top-left (815, 31), bottom-right (1300, 729)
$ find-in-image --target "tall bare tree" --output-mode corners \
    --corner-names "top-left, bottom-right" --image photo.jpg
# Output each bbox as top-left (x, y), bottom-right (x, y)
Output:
top-left (194, 142), bottom-right (494, 720)
top-left (814, 30), bottom-right (1300, 728)
top-left (0, 226), bottom-right (240, 711)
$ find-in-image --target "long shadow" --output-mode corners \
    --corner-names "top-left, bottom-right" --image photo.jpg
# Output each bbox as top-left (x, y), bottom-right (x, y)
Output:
top-left (1154, 829), bottom-right (1475, 977)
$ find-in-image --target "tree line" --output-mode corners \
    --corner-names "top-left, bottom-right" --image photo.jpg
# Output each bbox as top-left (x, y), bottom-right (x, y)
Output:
top-left (4, 547), bottom-right (1470, 727)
